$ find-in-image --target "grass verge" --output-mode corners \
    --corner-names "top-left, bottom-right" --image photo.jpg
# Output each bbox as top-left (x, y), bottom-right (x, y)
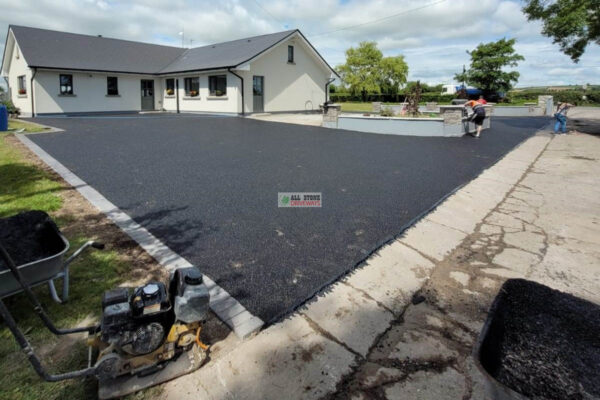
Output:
top-left (0, 132), bottom-right (152, 400)
top-left (8, 119), bottom-right (51, 133)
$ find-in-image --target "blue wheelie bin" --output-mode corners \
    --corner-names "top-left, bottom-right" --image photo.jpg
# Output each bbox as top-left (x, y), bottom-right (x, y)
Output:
top-left (0, 104), bottom-right (8, 131)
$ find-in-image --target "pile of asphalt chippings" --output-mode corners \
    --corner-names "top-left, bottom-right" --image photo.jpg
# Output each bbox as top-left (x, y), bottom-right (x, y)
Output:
top-left (0, 211), bottom-right (65, 270)
top-left (480, 279), bottom-right (600, 400)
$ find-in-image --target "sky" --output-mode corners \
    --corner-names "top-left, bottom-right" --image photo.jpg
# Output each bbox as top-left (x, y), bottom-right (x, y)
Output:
top-left (1, 0), bottom-right (598, 89)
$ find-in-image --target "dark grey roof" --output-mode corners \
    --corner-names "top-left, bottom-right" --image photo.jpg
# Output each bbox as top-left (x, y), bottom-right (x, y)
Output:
top-left (159, 30), bottom-right (296, 73)
top-left (8, 25), bottom-right (304, 75)
top-left (10, 25), bottom-right (186, 74)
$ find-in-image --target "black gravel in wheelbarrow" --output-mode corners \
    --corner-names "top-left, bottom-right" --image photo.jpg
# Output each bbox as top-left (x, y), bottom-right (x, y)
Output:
top-left (0, 211), bottom-right (65, 270)
top-left (480, 279), bottom-right (600, 400)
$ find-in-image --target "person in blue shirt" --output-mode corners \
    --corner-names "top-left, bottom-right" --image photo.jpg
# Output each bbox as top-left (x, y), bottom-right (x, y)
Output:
top-left (554, 102), bottom-right (574, 134)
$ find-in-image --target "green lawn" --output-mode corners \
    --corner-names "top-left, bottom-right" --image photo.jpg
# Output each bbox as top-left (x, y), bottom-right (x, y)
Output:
top-left (0, 132), bottom-right (152, 400)
top-left (7, 119), bottom-right (51, 133)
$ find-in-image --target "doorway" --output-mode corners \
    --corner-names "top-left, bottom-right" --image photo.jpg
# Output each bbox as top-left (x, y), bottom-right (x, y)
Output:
top-left (253, 76), bottom-right (264, 113)
top-left (141, 80), bottom-right (154, 111)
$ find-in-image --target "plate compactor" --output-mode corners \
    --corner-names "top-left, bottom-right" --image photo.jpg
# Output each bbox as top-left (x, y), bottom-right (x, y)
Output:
top-left (0, 243), bottom-right (211, 399)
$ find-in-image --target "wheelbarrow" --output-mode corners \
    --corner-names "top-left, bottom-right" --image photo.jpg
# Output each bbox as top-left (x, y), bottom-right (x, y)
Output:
top-left (0, 210), bottom-right (104, 302)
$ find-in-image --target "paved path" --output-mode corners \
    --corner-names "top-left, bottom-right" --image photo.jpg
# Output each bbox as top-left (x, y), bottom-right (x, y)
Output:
top-left (159, 124), bottom-right (600, 400)
top-left (28, 115), bottom-right (547, 323)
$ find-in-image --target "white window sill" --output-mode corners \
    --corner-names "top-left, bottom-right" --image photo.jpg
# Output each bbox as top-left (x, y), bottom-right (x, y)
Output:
top-left (183, 96), bottom-right (201, 100)
top-left (207, 96), bottom-right (228, 100)
top-left (58, 94), bottom-right (76, 97)
top-left (165, 95), bottom-right (176, 98)
top-left (17, 94), bottom-right (28, 98)
top-left (106, 94), bottom-right (120, 97)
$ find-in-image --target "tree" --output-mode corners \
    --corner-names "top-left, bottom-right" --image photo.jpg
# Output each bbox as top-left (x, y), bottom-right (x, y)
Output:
top-left (379, 55), bottom-right (408, 95)
top-left (336, 42), bottom-right (408, 101)
top-left (523, 0), bottom-right (600, 62)
top-left (455, 38), bottom-right (524, 96)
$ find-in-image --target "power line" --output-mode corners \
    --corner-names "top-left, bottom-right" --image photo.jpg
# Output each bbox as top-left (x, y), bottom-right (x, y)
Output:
top-left (308, 0), bottom-right (448, 37)
top-left (252, 0), bottom-right (285, 26)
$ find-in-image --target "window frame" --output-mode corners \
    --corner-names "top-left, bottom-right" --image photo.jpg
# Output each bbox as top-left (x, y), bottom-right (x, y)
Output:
top-left (107, 76), bottom-right (119, 96)
top-left (208, 75), bottom-right (227, 97)
top-left (17, 75), bottom-right (27, 95)
top-left (59, 74), bottom-right (73, 95)
top-left (165, 78), bottom-right (175, 96)
top-left (184, 77), bottom-right (199, 97)
top-left (287, 45), bottom-right (294, 63)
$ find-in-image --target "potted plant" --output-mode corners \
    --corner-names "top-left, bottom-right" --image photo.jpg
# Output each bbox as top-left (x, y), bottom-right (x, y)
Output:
top-left (166, 88), bottom-right (174, 96)
top-left (215, 90), bottom-right (223, 97)
top-left (18, 89), bottom-right (26, 95)
top-left (189, 90), bottom-right (198, 97)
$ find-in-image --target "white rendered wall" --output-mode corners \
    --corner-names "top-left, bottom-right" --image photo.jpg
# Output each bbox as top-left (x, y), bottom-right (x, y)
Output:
top-left (33, 71), bottom-right (159, 114)
top-left (161, 72), bottom-right (241, 114)
top-left (6, 40), bottom-right (33, 116)
top-left (238, 36), bottom-right (331, 113)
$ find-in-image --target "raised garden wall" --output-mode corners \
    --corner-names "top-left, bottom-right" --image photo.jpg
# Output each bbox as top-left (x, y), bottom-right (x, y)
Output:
top-left (322, 105), bottom-right (492, 137)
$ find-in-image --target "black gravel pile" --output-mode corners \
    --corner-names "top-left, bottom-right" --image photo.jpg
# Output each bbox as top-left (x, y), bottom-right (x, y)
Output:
top-left (0, 211), bottom-right (65, 270)
top-left (480, 279), bottom-right (600, 400)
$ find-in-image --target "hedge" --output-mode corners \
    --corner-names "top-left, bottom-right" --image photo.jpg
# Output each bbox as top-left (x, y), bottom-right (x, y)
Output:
top-left (506, 89), bottom-right (600, 106)
top-left (330, 93), bottom-right (457, 103)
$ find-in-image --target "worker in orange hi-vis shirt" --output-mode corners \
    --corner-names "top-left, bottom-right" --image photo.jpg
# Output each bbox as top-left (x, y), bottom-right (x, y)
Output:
top-left (464, 99), bottom-right (486, 138)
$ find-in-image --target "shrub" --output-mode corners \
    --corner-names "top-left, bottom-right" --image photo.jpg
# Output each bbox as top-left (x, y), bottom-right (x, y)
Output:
top-left (380, 107), bottom-right (395, 117)
top-left (1, 99), bottom-right (20, 115)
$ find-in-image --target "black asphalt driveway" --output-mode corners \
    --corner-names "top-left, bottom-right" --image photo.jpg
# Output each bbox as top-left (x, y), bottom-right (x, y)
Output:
top-left (29, 114), bottom-right (549, 323)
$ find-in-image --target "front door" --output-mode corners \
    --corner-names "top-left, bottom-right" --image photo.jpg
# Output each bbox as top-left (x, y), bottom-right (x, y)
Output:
top-left (253, 76), bottom-right (264, 113)
top-left (141, 80), bottom-right (154, 111)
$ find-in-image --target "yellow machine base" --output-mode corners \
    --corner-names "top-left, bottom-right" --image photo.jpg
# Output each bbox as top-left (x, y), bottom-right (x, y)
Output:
top-left (98, 344), bottom-right (206, 400)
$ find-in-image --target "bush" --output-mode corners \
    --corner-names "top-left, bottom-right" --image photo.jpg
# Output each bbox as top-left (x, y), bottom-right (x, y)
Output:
top-left (380, 107), bottom-right (395, 117)
top-left (1, 99), bottom-right (20, 115)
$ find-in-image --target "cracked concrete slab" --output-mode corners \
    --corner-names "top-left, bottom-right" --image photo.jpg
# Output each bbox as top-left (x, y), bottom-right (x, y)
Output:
top-left (162, 315), bottom-right (356, 400)
top-left (344, 241), bottom-right (434, 314)
top-left (400, 219), bottom-right (468, 261)
top-left (384, 368), bottom-right (467, 400)
top-left (301, 282), bottom-right (395, 357)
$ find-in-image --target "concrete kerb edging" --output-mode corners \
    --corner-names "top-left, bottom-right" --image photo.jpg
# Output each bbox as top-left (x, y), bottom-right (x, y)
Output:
top-left (16, 134), bottom-right (264, 339)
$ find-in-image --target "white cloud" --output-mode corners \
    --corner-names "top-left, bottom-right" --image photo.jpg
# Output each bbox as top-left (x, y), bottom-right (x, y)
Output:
top-left (0, 0), bottom-right (598, 89)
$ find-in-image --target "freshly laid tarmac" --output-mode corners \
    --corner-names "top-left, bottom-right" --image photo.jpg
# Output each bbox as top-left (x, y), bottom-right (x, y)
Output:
top-left (29, 114), bottom-right (549, 323)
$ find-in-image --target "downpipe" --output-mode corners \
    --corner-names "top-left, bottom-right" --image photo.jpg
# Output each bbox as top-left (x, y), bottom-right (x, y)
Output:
top-left (228, 68), bottom-right (244, 115)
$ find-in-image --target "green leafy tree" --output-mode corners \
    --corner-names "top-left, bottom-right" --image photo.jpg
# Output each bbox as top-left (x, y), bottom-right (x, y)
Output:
top-left (379, 55), bottom-right (409, 95)
top-left (523, 0), bottom-right (600, 62)
top-left (455, 38), bottom-right (524, 96)
top-left (336, 42), bottom-right (408, 101)
top-left (336, 42), bottom-right (383, 101)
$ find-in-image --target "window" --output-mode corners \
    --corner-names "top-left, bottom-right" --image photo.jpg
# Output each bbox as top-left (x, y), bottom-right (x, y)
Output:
top-left (107, 76), bottom-right (118, 95)
top-left (288, 45), bottom-right (294, 63)
top-left (60, 74), bottom-right (73, 95)
top-left (184, 77), bottom-right (199, 97)
top-left (209, 75), bottom-right (227, 97)
top-left (165, 78), bottom-right (175, 96)
top-left (17, 75), bottom-right (26, 95)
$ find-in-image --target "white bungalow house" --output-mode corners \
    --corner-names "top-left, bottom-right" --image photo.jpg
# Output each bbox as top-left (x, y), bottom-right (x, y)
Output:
top-left (1, 25), bottom-right (337, 117)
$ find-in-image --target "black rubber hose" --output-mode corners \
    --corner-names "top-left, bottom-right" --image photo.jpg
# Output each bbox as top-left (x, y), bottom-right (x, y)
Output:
top-left (0, 299), bottom-right (97, 381)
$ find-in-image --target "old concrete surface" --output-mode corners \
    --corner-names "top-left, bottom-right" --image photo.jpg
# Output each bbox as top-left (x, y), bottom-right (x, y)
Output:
top-left (331, 129), bottom-right (600, 399)
top-left (160, 114), bottom-right (599, 400)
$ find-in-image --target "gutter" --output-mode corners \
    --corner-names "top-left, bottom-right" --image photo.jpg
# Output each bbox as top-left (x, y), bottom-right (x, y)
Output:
top-left (30, 67), bottom-right (37, 117)
top-left (325, 77), bottom-right (335, 104)
top-left (228, 68), bottom-right (244, 115)
top-left (175, 78), bottom-right (180, 114)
